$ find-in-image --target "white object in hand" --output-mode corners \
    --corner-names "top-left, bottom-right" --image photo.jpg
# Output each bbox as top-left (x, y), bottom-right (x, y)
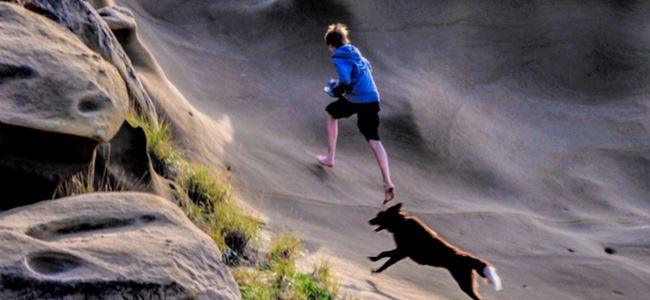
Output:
top-left (323, 78), bottom-right (338, 97)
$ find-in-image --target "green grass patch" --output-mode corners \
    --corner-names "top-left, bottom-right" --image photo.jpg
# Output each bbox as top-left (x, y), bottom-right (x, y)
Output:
top-left (268, 233), bottom-right (302, 266)
top-left (234, 233), bottom-right (339, 300)
top-left (178, 163), bottom-right (261, 257)
top-left (294, 273), bottom-right (333, 300)
top-left (181, 163), bottom-right (232, 206)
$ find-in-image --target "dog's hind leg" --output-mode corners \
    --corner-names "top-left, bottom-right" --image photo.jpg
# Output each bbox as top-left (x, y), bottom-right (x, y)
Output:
top-left (464, 256), bottom-right (489, 278)
top-left (464, 256), bottom-right (502, 291)
top-left (449, 267), bottom-right (482, 300)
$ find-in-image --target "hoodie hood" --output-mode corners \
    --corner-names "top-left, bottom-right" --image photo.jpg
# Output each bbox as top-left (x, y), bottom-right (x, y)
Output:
top-left (332, 44), bottom-right (360, 59)
top-left (332, 44), bottom-right (370, 72)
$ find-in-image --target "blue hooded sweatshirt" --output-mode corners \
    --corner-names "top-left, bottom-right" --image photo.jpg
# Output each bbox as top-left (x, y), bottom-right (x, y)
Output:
top-left (331, 44), bottom-right (380, 103)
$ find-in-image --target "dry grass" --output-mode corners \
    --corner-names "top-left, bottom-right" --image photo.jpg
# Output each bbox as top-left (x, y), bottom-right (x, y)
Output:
top-left (52, 152), bottom-right (130, 198)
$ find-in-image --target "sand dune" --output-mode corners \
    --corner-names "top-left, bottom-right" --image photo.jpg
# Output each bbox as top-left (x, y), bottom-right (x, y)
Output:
top-left (117, 1), bottom-right (650, 299)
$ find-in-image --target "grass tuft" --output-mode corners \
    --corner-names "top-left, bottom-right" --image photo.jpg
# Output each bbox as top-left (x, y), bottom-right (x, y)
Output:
top-left (178, 163), bottom-right (261, 260)
top-left (234, 233), bottom-right (338, 300)
top-left (53, 152), bottom-right (128, 198)
top-left (313, 260), bottom-right (340, 296)
top-left (232, 268), bottom-right (273, 300)
top-left (269, 233), bottom-right (302, 266)
top-left (181, 163), bottom-right (232, 207)
top-left (295, 273), bottom-right (333, 300)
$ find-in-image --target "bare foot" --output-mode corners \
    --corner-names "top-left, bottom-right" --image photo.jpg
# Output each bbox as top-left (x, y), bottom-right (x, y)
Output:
top-left (316, 155), bottom-right (334, 168)
top-left (383, 185), bottom-right (395, 205)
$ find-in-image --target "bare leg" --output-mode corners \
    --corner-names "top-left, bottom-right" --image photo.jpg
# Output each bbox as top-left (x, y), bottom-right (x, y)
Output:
top-left (317, 115), bottom-right (338, 167)
top-left (368, 140), bottom-right (395, 203)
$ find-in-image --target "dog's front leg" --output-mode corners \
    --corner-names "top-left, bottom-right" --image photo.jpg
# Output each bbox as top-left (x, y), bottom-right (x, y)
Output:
top-left (368, 249), bottom-right (400, 262)
top-left (371, 252), bottom-right (406, 273)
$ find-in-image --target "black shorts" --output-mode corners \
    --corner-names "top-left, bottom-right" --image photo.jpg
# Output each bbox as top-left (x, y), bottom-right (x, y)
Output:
top-left (325, 97), bottom-right (381, 141)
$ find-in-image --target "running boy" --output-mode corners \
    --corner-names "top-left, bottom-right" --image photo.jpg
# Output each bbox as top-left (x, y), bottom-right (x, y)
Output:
top-left (317, 23), bottom-right (395, 204)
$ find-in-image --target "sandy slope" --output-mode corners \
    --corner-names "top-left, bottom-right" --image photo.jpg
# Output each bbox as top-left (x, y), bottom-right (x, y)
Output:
top-left (117, 1), bottom-right (650, 299)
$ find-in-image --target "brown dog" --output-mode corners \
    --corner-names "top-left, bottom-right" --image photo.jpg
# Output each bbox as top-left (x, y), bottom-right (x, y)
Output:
top-left (368, 203), bottom-right (502, 300)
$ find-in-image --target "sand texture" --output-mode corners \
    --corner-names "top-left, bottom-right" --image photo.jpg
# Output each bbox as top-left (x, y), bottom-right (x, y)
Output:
top-left (114, 1), bottom-right (650, 299)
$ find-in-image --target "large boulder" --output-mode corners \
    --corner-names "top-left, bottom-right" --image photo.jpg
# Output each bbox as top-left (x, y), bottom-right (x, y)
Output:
top-left (8, 0), bottom-right (159, 121)
top-left (0, 2), bottom-right (127, 142)
top-left (0, 192), bottom-right (240, 299)
top-left (0, 2), bottom-right (130, 208)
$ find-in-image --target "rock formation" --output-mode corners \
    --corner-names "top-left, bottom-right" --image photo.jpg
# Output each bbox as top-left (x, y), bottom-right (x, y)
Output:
top-left (97, 4), bottom-right (234, 169)
top-left (0, 192), bottom-right (239, 299)
top-left (18, 0), bottom-right (158, 121)
top-left (0, 2), bottom-right (128, 207)
top-left (0, 1), bottom-right (241, 298)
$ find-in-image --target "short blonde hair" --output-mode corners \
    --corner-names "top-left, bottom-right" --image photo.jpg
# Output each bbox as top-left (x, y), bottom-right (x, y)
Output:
top-left (325, 23), bottom-right (350, 48)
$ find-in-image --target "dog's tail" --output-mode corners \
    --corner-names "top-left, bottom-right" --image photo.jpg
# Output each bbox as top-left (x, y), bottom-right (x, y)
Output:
top-left (483, 266), bottom-right (502, 291)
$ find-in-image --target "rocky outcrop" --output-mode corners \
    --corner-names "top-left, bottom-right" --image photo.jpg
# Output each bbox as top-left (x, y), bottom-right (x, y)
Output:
top-left (0, 2), bottom-right (129, 207)
top-left (97, 4), bottom-right (234, 169)
top-left (2, 0), bottom-right (158, 122)
top-left (0, 192), bottom-right (240, 299)
top-left (0, 2), bottom-right (127, 142)
top-left (0, 2), bottom-right (240, 299)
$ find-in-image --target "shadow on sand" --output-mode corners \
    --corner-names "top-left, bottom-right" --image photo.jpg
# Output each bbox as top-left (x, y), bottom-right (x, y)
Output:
top-left (366, 280), bottom-right (401, 300)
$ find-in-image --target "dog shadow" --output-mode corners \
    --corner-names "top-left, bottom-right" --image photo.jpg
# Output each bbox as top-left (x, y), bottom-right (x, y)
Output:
top-left (366, 280), bottom-right (401, 300)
